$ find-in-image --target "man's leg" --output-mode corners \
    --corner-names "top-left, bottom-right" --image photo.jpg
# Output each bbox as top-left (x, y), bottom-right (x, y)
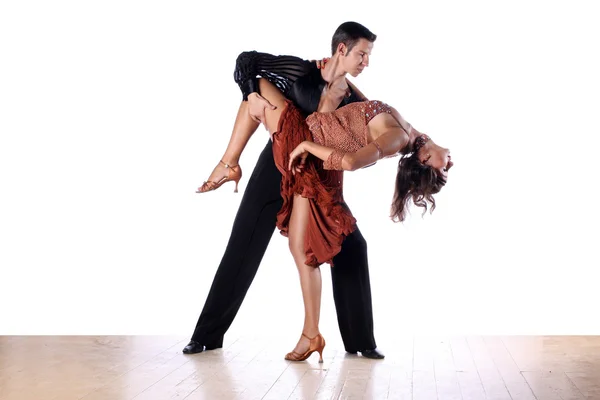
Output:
top-left (184, 140), bottom-right (283, 353)
top-left (330, 227), bottom-right (384, 359)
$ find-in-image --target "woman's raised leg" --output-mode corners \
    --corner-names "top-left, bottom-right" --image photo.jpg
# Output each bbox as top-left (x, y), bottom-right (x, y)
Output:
top-left (197, 79), bottom-right (289, 193)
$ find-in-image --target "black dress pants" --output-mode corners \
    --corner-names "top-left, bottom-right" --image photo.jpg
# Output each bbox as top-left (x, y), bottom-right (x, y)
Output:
top-left (190, 141), bottom-right (376, 352)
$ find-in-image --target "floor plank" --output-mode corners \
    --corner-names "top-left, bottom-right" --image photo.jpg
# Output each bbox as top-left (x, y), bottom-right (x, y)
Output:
top-left (1, 335), bottom-right (599, 399)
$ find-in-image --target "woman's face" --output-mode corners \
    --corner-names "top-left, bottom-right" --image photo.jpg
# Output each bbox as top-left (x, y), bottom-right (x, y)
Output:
top-left (419, 142), bottom-right (453, 180)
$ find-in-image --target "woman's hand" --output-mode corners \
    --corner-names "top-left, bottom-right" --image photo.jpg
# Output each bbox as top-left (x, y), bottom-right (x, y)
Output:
top-left (316, 57), bottom-right (330, 69)
top-left (309, 57), bottom-right (330, 69)
top-left (288, 141), bottom-right (310, 175)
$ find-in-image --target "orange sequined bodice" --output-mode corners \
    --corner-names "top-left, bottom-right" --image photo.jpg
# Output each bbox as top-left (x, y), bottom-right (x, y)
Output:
top-left (306, 100), bottom-right (392, 169)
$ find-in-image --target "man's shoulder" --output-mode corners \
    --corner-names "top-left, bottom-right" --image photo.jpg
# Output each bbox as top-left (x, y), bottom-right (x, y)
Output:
top-left (239, 50), bottom-right (311, 64)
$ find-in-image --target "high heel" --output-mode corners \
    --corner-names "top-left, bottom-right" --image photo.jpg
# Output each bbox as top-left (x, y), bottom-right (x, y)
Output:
top-left (284, 333), bottom-right (326, 363)
top-left (196, 160), bottom-right (242, 193)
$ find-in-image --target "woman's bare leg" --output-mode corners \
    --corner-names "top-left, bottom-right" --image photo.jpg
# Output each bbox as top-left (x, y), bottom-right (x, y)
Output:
top-left (199, 79), bottom-right (288, 190)
top-left (258, 78), bottom-right (289, 136)
top-left (254, 78), bottom-right (322, 352)
top-left (256, 78), bottom-right (323, 353)
top-left (200, 101), bottom-right (259, 188)
top-left (287, 194), bottom-right (322, 355)
top-left (220, 101), bottom-right (261, 166)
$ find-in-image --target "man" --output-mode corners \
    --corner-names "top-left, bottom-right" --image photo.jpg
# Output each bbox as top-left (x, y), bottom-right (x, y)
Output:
top-left (185, 21), bottom-right (384, 359)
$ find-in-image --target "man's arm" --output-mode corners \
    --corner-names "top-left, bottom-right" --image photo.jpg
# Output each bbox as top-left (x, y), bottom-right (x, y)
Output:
top-left (233, 51), bottom-right (312, 101)
top-left (346, 79), bottom-right (368, 101)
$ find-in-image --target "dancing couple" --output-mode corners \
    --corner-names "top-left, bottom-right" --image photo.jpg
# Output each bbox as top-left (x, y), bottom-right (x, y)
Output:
top-left (186, 21), bottom-right (452, 362)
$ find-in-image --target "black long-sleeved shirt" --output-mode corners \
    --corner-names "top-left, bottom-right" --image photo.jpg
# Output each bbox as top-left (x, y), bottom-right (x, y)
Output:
top-left (233, 51), bottom-right (363, 116)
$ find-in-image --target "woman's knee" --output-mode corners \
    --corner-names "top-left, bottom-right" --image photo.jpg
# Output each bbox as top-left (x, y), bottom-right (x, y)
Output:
top-left (258, 78), bottom-right (277, 94)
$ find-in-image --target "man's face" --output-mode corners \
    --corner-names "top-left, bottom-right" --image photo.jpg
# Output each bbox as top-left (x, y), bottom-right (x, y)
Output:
top-left (342, 38), bottom-right (373, 77)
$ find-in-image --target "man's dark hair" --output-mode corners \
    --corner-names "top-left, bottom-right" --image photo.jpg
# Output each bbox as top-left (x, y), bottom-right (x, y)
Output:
top-left (331, 22), bottom-right (377, 55)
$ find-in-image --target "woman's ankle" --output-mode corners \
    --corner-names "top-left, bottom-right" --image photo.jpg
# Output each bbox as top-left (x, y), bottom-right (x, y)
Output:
top-left (302, 328), bottom-right (320, 339)
top-left (221, 153), bottom-right (240, 167)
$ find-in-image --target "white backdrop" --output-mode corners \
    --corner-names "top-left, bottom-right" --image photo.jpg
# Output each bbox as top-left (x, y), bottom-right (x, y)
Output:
top-left (1, 0), bottom-right (598, 337)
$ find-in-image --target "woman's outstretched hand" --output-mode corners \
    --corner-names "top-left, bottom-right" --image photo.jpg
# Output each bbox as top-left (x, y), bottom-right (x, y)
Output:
top-left (289, 141), bottom-right (310, 175)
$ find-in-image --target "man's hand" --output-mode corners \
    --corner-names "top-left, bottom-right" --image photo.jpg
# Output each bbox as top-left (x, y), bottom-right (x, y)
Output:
top-left (248, 92), bottom-right (276, 124)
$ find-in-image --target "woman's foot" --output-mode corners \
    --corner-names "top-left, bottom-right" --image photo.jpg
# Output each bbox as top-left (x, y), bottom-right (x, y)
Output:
top-left (284, 332), bottom-right (325, 362)
top-left (196, 160), bottom-right (242, 193)
top-left (291, 333), bottom-right (311, 355)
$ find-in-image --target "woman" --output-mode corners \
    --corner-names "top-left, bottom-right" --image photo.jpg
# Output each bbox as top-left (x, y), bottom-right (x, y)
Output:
top-left (198, 78), bottom-right (452, 362)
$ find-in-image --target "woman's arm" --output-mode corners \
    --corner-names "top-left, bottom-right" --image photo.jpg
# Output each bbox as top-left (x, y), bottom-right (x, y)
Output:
top-left (336, 128), bottom-right (408, 170)
top-left (352, 129), bottom-right (408, 168)
top-left (289, 128), bottom-right (408, 172)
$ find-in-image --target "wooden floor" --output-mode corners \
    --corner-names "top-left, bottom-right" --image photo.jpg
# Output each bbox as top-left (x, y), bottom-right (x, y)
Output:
top-left (1, 335), bottom-right (599, 399)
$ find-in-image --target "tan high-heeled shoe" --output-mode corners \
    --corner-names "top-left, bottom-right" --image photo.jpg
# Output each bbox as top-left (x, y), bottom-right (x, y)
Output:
top-left (196, 160), bottom-right (242, 193)
top-left (284, 333), bottom-right (326, 363)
